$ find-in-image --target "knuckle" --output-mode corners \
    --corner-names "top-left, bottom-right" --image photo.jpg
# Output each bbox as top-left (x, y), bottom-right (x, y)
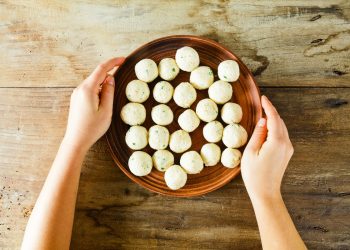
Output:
top-left (273, 135), bottom-right (284, 143)
top-left (79, 84), bottom-right (91, 93)
top-left (97, 63), bottom-right (106, 71)
top-left (288, 144), bottom-right (294, 155)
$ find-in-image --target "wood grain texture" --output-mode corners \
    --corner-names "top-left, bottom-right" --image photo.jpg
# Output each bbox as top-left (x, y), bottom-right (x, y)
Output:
top-left (0, 0), bottom-right (349, 88)
top-left (0, 88), bottom-right (349, 249)
top-left (1, 0), bottom-right (349, 249)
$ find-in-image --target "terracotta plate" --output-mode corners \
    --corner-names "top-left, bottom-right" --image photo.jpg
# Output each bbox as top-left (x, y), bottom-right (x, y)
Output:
top-left (106, 35), bottom-right (262, 197)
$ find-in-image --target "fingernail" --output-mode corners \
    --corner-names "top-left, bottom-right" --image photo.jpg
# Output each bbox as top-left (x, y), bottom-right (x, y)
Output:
top-left (257, 118), bottom-right (266, 127)
top-left (106, 76), bottom-right (115, 86)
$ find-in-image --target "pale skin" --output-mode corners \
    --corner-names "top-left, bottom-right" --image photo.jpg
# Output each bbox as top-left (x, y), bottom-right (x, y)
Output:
top-left (21, 58), bottom-right (306, 250)
top-left (241, 96), bottom-right (307, 250)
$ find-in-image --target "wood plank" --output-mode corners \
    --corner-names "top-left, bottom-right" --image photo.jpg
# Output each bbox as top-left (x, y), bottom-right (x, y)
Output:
top-left (0, 87), bottom-right (349, 249)
top-left (0, 0), bottom-right (349, 88)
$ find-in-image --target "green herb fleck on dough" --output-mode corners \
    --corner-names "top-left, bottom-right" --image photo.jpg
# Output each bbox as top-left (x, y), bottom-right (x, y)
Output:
top-left (172, 68), bottom-right (176, 72)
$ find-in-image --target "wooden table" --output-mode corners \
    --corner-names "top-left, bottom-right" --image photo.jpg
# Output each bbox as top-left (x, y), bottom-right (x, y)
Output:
top-left (1, 1), bottom-right (349, 249)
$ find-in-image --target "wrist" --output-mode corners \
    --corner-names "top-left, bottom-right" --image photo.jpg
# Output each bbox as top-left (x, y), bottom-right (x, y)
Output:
top-left (61, 135), bottom-right (89, 157)
top-left (248, 190), bottom-right (283, 206)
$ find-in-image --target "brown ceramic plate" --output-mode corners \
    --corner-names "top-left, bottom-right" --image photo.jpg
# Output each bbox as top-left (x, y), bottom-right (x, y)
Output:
top-left (106, 35), bottom-right (262, 197)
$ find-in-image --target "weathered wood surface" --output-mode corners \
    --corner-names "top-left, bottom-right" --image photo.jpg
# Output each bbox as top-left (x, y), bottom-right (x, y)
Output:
top-left (0, 1), bottom-right (349, 249)
top-left (0, 1), bottom-right (349, 88)
top-left (0, 88), bottom-right (349, 249)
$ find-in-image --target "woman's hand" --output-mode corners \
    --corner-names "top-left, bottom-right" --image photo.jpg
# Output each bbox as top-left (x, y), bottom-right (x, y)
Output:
top-left (241, 96), bottom-right (306, 250)
top-left (63, 57), bottom-right (125, 152)
top-left (241, 95), bottom-right (294, 202)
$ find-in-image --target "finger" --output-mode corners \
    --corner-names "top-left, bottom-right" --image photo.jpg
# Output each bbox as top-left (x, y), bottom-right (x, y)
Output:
top-left (99, 75), bottom-right (115, 113)
top-left (86, 57), bottom-right (125, 87)
top-left (261, 95), bottom-right (284, 139)
top-left (245, 118), bottom-right (267, 153)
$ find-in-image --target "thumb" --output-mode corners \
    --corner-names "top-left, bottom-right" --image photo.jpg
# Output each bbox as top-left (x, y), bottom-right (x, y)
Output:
top-left (245, 118), bottom-right (267, 153)
top-left (99, 75), bottom-right (115, 113)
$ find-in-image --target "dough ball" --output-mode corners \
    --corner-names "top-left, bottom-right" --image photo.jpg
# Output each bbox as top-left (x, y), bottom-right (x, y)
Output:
top-left (151, 104), bottom-right (174, 126)
top-left (222, 124), bottom-right (248, 148)
top-left (169, 130), bottom-right (192, 153)
top-left (203, 121), bottom-right (224, 143)
top-left (180, 151), bottom-right (204, 174)
top-left (175, 46), bottom-right (200, 72)
top-left (221, 148), bottom-right (242, 168)
top-left (178, 109), bottom-right (200, 132)
top-left (173, 82), bottom-right (197, 108)
top-left (125, 126), bottom-right (148, 150)
top-left (120, 102), bottom-right (146, 125)
top-left (208, 80), bottom-right (232, 104)
top-left (196, 98), bottom-right (218, 122)
top-left (153, 81), bottom-right (174, 104)
top-left (200, 143), bottom-right (221, 167)
top-left (152, 150), bottom-right (174, 172)
top-left (190, 66), bottom-right (214, 90)
top-left (221, 102), bottom-right (243, 124)
top-left (125, 80), bottom-right (150, 103)
top-left (218, 60), bottom-right (240, 82)
top-left (158, 58), bottom-right (180, 81)
top-left (164, 165), bottom-right (187, 190)
top-left (128, 151), bottom-right (153, 176)
top-left (135, 59), bottom-right (158, 83)
top-left (149, 125), bottom-right (170, 150)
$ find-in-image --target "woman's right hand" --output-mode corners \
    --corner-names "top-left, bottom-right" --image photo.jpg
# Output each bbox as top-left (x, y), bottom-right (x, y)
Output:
top-left (241, 95), bottom-right (294, 201)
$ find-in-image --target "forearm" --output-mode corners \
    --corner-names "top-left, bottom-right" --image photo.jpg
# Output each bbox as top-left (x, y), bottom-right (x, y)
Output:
top-left (21, 138), bottom-right (87, 250)
top-left (250, 193), bottom-right (307, 250)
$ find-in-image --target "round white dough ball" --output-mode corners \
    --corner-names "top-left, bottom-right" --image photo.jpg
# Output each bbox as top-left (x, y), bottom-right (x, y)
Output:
top-left (169, 130), bottom-right (192, 153)
top-left (175, 46), bottom-right (200, 72)
top-left (173, 82), bottom-right (197, 108)
top-left (164, 165), bottom-right (187, 190)
top-left (218, 60), bottom-right (240, 82)
top-left (200, 143), bottom-right (221, 167)
top-left (128, 151), bottom-right (152, 176)
top-left (151, 104), bottom-right (173, 126)
top-left (221, 148), bottom-right (242, 168)
top-left (125, 80), bottom-right (150, 103)
top-left (203, 121), bottom-right (224, 143)
top-left (190, 66), bottom-right (214, 90)
top-left (152, 150), bottom-right (174, 172)
top-left (221, 102), bottom-right (243, 124)
top-left (208, 80), bottom-right (232, 104)
top-left (149, 125), bottom-right (170, 150)
top-left (158, 58), bottom-right (180, 81)
top-left (222, 124), bottom-right (248, 148)
top-left (153, 81), bottom-right (174, 103)
top-left (135, 58), bottom-right (158, 83)
top-left (125, 126), bottom-right (148, 150)
top-left (178, 109), bottom-right (200, 132)
top-left (120, 102), bottom-right (146, 125)
top-left (196, 98), bottom-right (218, 122)
top-left (180, 151), bottom-right (204, 174)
